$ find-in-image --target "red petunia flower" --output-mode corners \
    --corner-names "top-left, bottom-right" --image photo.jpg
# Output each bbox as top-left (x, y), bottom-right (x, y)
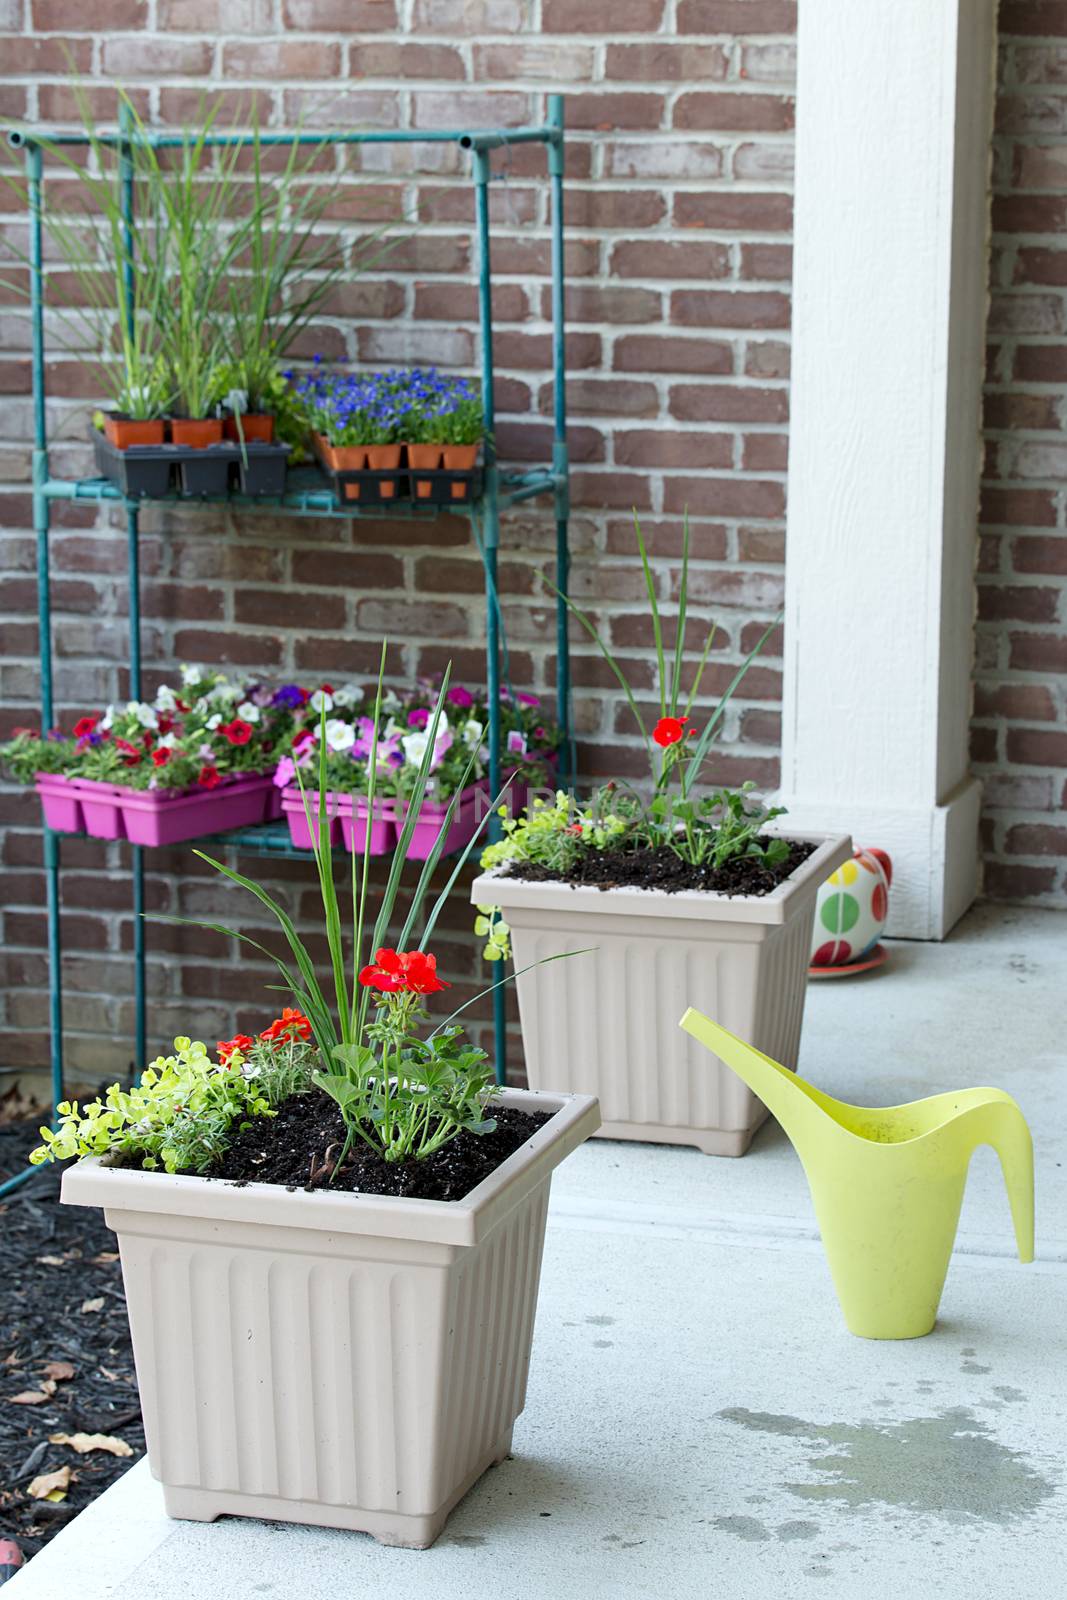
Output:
top-left (198, 763), bottom-right (221, 789)
top-left (217, 1034), bottom-right (254, 1065)
top-left (157, 714), bottom-right (175, 736)
top-left (114, 737), bottom-right (142, 766)
top-left (653, 716), bottom-right (689, 747)
top-left (142, 730), bottom-right (155, 750)
top-left (151, 748), bottom-right (170, 767)
top-left (175, 697), bottom-right (190, 713)
top-left (358, 947), bottom-right (450, 996)
top-left (259, 1007), bottom-right (313, 1045)
top-left (221, 718), bottom-right (254, 746)
top-left (72, 715), bottom-right (98, 739)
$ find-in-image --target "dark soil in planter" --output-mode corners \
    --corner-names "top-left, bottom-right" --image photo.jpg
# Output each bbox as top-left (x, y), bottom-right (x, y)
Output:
top-left (200, 1091), bottom-right (551, 1202)
top-left (503, 835), bottom-right (817, 897)
top-left (0, 1114), bottom-right (144, 1560)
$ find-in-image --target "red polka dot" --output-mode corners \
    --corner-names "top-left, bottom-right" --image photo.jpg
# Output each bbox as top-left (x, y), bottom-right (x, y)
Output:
top-left (813, 939), bottom-right (853, 966)
top-left (872, 883), bottom-right (887, 921)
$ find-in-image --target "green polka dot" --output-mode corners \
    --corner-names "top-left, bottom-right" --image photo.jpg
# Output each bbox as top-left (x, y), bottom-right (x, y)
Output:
top-left (821, 892), bottom-right (859, 934)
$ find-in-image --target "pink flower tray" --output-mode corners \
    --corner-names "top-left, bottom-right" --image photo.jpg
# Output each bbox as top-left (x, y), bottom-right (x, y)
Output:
top-left (35, 772), bottom-right (281, 847)
top-left (279, 784), bottom-right (482, 860)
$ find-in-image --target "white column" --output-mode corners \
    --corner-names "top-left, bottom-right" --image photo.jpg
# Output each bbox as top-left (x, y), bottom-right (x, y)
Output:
top-left (778, 0), bottom-right (997, 938)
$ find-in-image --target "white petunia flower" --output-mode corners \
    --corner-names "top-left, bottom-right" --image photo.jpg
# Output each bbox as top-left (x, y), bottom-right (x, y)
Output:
top-left (206, 713), bottom-right (222, 731)
top-left (131, 702), bottom-right (158, 729)
top-left (331, 684), bottom-right (363, 709)
top-left (382, 689), bottom-right (401, 713)
top-left (100, 705), bottom-right (115, 732)
top-left (157, 732), bottom-right (178, 750)
top-left (462, 718), bottom-right (484, 749)
top-left (324, 718), bottom-right (356, 754)
top-left (180, 665), bottom-right (202, 688)
top-left (236, 701), bottom-right (261, 724)
top-left (154, 685), bottom-right (178, 713)
top-left (402, 730), bottom-right (428, 768)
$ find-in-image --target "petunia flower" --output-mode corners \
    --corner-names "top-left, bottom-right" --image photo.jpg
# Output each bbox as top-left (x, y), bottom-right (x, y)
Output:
top-left (236, 701), bottom-right (261, 724)
top-left (324, 718), bottom-right (356, 754)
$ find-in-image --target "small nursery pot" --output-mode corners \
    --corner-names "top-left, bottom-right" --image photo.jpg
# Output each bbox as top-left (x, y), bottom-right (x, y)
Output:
top-left (367, 442), bottom-right (402, 499)
top-left (170, 417), bottom-right (224, 449)
top-left (472, 830), bottom-right (852, 1158)
top-left (61, 1087), bottom-right (601, 1547)
top-left (314, 435), bottom-right (366, 473)
top-left (104, 414), bottom-right (166, 450)
top-left (406, 442), bottom-right (443, 499)
top-left (443, 442), bottom-right (480, 499)
top-left (224, 413), bottom-right (275, 444)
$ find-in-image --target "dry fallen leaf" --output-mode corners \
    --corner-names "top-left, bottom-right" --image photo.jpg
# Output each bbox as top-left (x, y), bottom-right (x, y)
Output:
top-left (9, 1379), bottom-right (56, 1405)
top-left (92, 1251), bottom-right (120, 1264)
top-left (36, 1256), bottom-right (67, 1268)
top-left (80, 1298), bottom-right (104, 1314)
top-left (27, 1465), bottom-right (71, 1500)
top-left (43, 1362), bottom-right (75, 1382)
top-left (50, 1431), bottom-right (133, 1458)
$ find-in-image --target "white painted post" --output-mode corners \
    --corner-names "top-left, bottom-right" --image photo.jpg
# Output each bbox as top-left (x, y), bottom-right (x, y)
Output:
top-left (778, 0), bottom-right (997, 938)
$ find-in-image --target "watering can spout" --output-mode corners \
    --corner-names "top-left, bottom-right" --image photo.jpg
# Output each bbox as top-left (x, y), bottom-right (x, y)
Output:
top-left (678, 1007), bottom-right (832, 1162)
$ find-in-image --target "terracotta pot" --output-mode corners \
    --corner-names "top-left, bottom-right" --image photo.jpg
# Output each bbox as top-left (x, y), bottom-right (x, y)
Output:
top-left (315, 435), bottom-right (367, 500)
top-left (443, 441), bottom-right (480, 499)
top-left (104, 414), bottom-right (166, 450)
top-left (61, 1086), bottom-right (600, 1547)
top-left (170, 417), bottom-right (224, 449)
top-left (367, 442), bottom-right (402, 500)
top-left (406, 441), bottom-right (443, 499)
top-left (223, 413), bottom-right (274, 444)
top-left (471, 830), bottom-right (853, 1158)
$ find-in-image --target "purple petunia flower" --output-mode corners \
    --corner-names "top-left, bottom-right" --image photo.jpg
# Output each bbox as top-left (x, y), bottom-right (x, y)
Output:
top-left (447, 686), bottom-right (474, 709)
top-left (272, 684), bottom-right (308, 709)
top-left (408, 707), bottom-right (430, 729)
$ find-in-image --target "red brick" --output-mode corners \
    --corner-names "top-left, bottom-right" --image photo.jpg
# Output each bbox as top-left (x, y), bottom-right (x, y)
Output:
top-left (545, 378), bottom-right (660, 418)
top-left (670, 384), bottom-right (788, 423)
top-left (745, 341), bottom-right (791, 379)
top-left (674, 93), bottom-right (795, 134)
top-left (973, 683), bottom-right (1057, 720)
top-left (614, 430), bottom-right (734, 470)
top-left (283, 0), bottom-right (397, 24)
top-left (566, 93), bottom-right (667, 132)
top-left (494, 331), bottom-right (602, 371)
top-left (672, 289), bottom-right (791, 330)
top-left (1012, 535), bottom-right (1067, 574)
top-left (417, 183), bottom-right (538, 227)
top-left (412, 557), bottom-right (534, 596)
top-left (32, 0), bottom-right (145, 26)
top-left (740, 41), bottom-right (796, 81)
top-left (977, 583), bottom-right (1061, 623)
top-left (569, 471), bottom-right (654, 511)
top-left (605, 42), bottom-right (729, 81)
top-left (742, 433), bottom-right (789, 471)
top-left (740, 708), bottom-right (782, 745)
top-left (496, 420), bottom-right (605, 463)
top-left (355, 598), bottom-right (471, 637)
top-left (983, 391), bottom-right (1062, 430)
top-left (1006, 728), bottom-right (1067, 766)
top-left (999, 1), bottom-right (1067, 36)
top-left (983, 861), bottom-right (1058, 898)
top-left (980, 487), bottom-right (1057, 527)
top-left (412, 90), bottom-right (530, 130)
top-left (548, 285), bottom-right (662, 325)
top-left (1013, 345), bottom-right (1067, 383)
top-left (732, 141), bottom-right (795, 181)
top-left (473, 41), bottom-right (596, 80)
top-left (993, 195), bottom-right (1067, 233)
top-left (675, 192), bottom-right (793, 231)
top-left (290, 550), bottom-right (403, 589)
top-left (171, 630), bottom-right (283, 667)
top-left (223, 40), bottom-right (342, 76)
top-left (100, 36), bottom-right (214, 74)
top-left (3, 38), bottom-right (94, 73)
top-left (663, 476), bottom-right (786, 518)
top-left (542, 0), bottom-right (664, 29)
top-left (738, 525), bottom-right (785, 563)
top-left (971, 726), bottom-right (999, 764)
top-left (567, 189), bottom-right (668, 230)
top-left (413, 281), bottom-right (528, 322)
top-left (611, 240), bottom-right (732, 280)
top-left (677, 0), bottom-right (796, 30)
top-left (353, 41), bottom-right (466, 78)
top-left (1015, 248), bottom-right (1067, 288)
top-left (233, 589), bottom-right (347, 630)
top-left (613, 335), bottom-right (734, 377)
top-left (158, 0), bottom-right (274, 25)
top-left (740, 243), bottom-right (793, 281)
top-left (1009, 631), bottom-right (1067, 671)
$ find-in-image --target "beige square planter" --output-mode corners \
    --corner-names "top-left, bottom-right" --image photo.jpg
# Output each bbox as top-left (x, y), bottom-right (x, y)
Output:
top-left (471, 831), bottom-right (851, 1157)
top-left (61, 1087), bottom-right (600, 1548)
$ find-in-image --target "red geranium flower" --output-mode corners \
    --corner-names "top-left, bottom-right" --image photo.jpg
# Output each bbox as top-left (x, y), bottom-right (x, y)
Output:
top-left (653, 716), bottom-right (689, 747)
top-left (198, 763), bottom-right (220, 788)
top-left (151, 748), bottom-right (170, 767)
top-left (259, 1007), bottom-right (313, 1045)
top-left (217, 1034), bottom-right (254, 1066)
top-left (358, 948), bottom-right (450, 996)
top-left (72, 715), bottom-right (98, 739)
top-left (221, 718), bottom-right (253, 746)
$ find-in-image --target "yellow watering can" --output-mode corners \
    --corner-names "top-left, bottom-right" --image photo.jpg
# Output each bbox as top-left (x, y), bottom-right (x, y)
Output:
top-left (680, 1008), bottom-right (1034, 1340)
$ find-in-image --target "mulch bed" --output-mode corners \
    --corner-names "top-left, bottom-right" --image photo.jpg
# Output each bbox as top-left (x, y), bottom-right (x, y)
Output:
top-left (503, 835), bottom-right (817, 897)
top-left (203, 1095), bottom-right (551, 1199)
top-left (0, 1112), bottom-right (144, 1562)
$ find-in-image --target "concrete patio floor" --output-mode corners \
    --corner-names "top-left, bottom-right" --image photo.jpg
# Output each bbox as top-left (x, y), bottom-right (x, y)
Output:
top-left (9, 903), bottom-right (1065, 1599)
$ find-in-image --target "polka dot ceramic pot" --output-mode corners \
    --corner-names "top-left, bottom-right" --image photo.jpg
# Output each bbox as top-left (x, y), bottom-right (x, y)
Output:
top-left (810, 848), bottom-right (892, 967)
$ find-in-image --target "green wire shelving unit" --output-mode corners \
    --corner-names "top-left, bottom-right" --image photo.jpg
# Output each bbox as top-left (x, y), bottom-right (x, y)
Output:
top-left (1, 95), bottom-right (573, 1199)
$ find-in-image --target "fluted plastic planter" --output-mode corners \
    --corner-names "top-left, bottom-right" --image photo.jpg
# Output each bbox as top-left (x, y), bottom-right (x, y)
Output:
top-left (471, 830), bottom-right (852, 1157)
top-left (34, 772), bottom-right (280, 846)
top-left (61, 1086), bottom-right (600, 1547)
top-left (279, 787), bottom-right (397, 855)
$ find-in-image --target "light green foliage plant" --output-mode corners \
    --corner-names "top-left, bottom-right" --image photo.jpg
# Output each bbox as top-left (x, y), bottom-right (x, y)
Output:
top-left (30, 1033), bottom-right (315, 1174)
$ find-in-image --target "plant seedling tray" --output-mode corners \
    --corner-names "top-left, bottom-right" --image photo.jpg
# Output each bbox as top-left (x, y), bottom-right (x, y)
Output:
top-left (178, 443), bottom-right (241, 498)
top-left (236, 442), bottom-right (291, 497)
top-left (407, 465), bottom-right (484, 505)
top-left (93, 431), bottom-right (177, 498)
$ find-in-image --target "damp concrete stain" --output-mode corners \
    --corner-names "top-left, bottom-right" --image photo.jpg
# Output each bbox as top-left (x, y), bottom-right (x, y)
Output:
top-left (593, 1338), bottom-right (614, 1348)
top-left (712, 1515), bottom-right (771, 1543)
top-left (993, 1385), bottom-right (1026, 1404)
top-left (961, 1360), bottom-right (993, 1375)
top-left (585, 1314), bottom-right (616, 1327)
top-left (717, 1406), bottom-right (1055, 1526)
top-left (776, 1519), bottom-right (819, 1542)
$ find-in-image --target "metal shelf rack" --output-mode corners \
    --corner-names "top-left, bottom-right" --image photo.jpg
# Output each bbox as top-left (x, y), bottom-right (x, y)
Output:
top-left (2, 95), bottom-right (573, 1198)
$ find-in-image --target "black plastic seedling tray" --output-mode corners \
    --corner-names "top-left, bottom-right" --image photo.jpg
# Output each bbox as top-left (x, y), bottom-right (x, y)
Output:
top-left (94, 431), bottom-right (177, 498)
top-left (178, 444), bottom-right (240, 498)
top-left (407, 465), bottom-right (484, 505)
top-left (235, 442), bottom-right (291, 497)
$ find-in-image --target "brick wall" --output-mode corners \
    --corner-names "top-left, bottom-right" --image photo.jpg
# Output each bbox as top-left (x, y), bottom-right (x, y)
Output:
top-left (976, 2), bottom-right (1067, 905)
top-left (0, 0), bottom-right (798, 1081)
top-left (0, 1), bottom-right (1064, 1085)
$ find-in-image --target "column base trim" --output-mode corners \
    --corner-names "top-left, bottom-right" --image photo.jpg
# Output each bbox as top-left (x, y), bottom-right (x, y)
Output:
top-left (775, 776), bottom-right (982, 940)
